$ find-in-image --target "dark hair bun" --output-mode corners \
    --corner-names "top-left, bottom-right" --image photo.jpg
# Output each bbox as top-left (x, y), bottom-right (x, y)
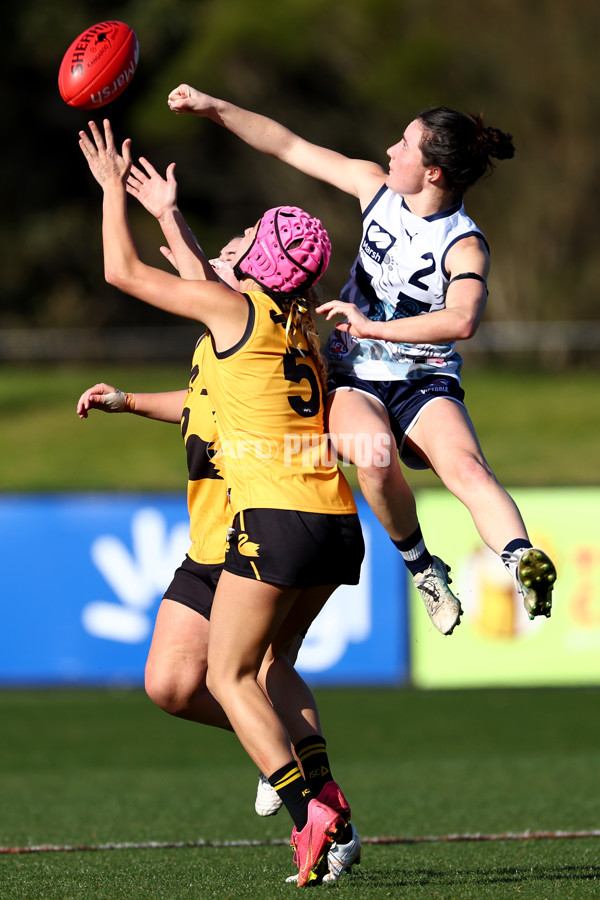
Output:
top-left (418, 107), bottom-right (515, 195)
top-left (482, 126), bottom-right (515, 161)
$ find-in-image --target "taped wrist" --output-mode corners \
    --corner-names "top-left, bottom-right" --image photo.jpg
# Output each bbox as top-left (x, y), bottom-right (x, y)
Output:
top-left (103, 390), bottom-right (136, 412)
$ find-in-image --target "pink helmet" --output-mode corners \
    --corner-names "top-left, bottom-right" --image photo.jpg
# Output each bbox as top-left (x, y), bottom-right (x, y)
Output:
top-left (233, 206), bottom-right (331, 295)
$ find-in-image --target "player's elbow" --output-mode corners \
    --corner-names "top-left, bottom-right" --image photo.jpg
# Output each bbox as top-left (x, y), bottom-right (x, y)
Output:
top-left (104, 262), bottom-right (134, 293)
top-left (104, 265), bottom-right (119, 288)
top-left (457, 319), bottom-right (478, 341)
top-left (455, 310), bottom-right (482, 341)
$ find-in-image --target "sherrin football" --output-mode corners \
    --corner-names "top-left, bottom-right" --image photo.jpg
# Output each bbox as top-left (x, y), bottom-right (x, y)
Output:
top-left (58, 21), bottom-right (139, 110)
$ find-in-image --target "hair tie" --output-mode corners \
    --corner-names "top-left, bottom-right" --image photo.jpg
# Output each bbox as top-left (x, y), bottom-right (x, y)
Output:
top-left (285, 300), bottom-right (308, 355)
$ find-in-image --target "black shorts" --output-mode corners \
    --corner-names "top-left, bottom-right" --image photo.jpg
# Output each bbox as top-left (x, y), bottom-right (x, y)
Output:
top-left (162, 556), bottom-right (224, 621)
top-left (328, 371), bottom-right (466, 470)
top-left (224, 508), bottom-right (364, 588)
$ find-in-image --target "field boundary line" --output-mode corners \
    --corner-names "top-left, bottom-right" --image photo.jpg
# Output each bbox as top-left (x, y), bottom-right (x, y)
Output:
top-left (2, 830), bottom-right (600, 855)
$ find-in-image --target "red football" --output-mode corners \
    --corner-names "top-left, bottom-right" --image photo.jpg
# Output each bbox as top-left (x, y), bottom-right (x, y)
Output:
top-left (58, 21), bottom-right (139, 110)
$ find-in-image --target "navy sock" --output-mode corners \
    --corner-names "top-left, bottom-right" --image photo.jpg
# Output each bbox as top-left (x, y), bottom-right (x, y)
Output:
top-left (501, 538), bottom-right (532, 572)
top-left (391, 526), bottom-right (432, 576)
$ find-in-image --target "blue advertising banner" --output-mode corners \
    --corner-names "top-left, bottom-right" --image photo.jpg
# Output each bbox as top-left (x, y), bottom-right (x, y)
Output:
top-left (0, 494), bottom-right (408, 686)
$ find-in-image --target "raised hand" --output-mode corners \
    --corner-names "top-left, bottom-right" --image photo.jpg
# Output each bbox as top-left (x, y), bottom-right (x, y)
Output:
top-left (127, 158), bottom-right (178, 220)
top-left (78, 119), bottom-right (132, 187)
top-left (167, 84), bottom-right (214, 116)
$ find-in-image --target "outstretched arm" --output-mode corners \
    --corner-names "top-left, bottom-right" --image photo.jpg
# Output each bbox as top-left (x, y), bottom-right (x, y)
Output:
top-left (76, 383), bottom-right (187, 423)
top-left (167, 85), bottom-right (386, 205)
top-left (126, 157), bottom-right (217, 282)
top-left (78, 119), bottom-right (247, 349)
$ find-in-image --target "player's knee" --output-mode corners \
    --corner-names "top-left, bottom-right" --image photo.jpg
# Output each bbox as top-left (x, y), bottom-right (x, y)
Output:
top-left (446, 452), bottom-right (496, 493)
top-left (144, 666), bottom-right (177, 713)
top-left (356, 456), bottom-right (399, 492)
top-left (145, 664), bottom-right (197, 716)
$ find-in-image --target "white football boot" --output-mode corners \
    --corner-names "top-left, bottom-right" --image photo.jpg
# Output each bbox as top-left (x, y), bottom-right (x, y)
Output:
top-left (322, 822), bottom-right (361, 882)
top-left (254, 772), bottom-right (282, 817)
top-left (413, 555), bottom-right (462, 635)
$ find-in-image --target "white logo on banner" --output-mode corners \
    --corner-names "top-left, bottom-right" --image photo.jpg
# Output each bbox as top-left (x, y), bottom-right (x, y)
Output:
top-left (81, 507), bottom-right (188, 643)
top-left (81, 507), bottom-right (373, 671)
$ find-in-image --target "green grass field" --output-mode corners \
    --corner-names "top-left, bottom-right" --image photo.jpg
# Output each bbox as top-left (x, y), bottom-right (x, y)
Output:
top-left (1, 363), bottom-right (599, 491)
top-left (2, 687), bottom-right (599, 899)
top-left (1, 364), bottom-right (599, 896)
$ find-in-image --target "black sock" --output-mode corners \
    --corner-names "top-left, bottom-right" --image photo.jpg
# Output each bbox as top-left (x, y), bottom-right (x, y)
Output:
top-left (294, 738), bottom-right (354, 844)
top-left (294, 735), bottom-right (332, 797)
top-left (391, 526), bottom-right (432, 577)
top-left (268, 762), bottom-right (311, 831)
top-left (339, 822), bottom-right (353, 844)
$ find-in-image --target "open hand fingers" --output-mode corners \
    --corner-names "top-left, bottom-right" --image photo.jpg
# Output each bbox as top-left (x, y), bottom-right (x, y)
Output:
top-left (316, 300), bottom-right (355, 321)
top-left (127, 163), bottom-right (147, 194)
top-left (79, 120), bottom-right (132, 184)
top-left (137, 156), bottom-right (158, 178)
top-left (317, 304), bottom-right (346, 322)
top-left (99, 118), bottom-right (115, 152)
top-left (78, 125), bottom-right (99, 160)
top-left (121, 137), bottom-right (132, 168)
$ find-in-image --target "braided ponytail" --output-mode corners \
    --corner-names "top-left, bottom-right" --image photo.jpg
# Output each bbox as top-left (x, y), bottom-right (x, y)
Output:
top-left (277, 285), bottom-right (328, 398)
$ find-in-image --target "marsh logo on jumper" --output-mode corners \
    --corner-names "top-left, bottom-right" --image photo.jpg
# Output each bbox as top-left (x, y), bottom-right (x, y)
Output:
top-left (362, 221), bottom-right (396, 264)
top-left (81, 508), bottom-right (189, 643)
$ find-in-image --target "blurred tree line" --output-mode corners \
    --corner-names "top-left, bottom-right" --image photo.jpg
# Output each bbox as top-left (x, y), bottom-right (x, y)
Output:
top-left (2, 0), bottom-right (600, 333)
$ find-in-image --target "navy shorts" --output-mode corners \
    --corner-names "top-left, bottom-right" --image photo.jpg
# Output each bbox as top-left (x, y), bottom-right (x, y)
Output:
top-left (225, 508), bottom-right (364, 588)
top-left (163, 556), bottom-right (223, 621)
top-left (328, 371), bottom-right (466, 470)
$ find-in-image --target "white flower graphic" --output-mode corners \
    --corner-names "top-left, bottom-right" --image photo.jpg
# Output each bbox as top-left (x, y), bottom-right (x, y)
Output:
top-left (82, 507), bottom-right (189, 643)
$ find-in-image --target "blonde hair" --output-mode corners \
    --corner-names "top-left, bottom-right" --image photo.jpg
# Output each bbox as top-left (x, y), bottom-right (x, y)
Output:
top-left (278, 285), bottom-right (328, 398)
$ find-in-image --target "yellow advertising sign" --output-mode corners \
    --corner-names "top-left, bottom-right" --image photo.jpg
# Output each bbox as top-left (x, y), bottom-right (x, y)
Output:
top-left (411, 488), bottom-right (599, 688)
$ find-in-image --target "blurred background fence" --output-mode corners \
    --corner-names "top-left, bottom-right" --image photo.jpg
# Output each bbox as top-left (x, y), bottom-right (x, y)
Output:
top-left (2, 322), bottom-right (600, 362)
